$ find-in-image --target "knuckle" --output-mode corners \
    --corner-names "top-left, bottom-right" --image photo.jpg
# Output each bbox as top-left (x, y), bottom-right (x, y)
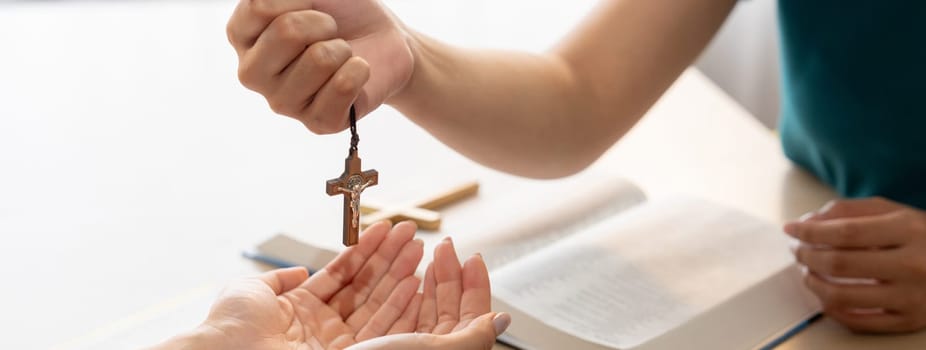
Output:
top-left (299, 10), bottom-right (337, 35)
top-left (307, 42), bottom-right (345, 71)
top-left (225, 21), bottom-right (240, 46)
top-left (266, 98), bottom-right (291, 116)
top-left (302, 115), bottom-right (341, 135)
top-left (248, 0), bottom-right (276, 20)
top-left (237, 63), bottom-right (261, 90)
top-left (315, 12), bottom-right (338, 36)
top-left (274, 12), bottom-right (306, 43)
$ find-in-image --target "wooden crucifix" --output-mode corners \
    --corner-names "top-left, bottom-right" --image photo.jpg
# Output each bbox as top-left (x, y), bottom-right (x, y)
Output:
top-left (326, 106), bottom-right (378, 246)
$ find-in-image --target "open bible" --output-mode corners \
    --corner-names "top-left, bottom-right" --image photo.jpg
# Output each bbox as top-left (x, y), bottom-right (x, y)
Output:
top-left (250, 174), bottom-right (821, 349)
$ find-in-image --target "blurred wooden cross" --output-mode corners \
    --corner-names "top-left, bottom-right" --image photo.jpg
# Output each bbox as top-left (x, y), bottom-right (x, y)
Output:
top-left (360, 181), bottom-right (479, 231)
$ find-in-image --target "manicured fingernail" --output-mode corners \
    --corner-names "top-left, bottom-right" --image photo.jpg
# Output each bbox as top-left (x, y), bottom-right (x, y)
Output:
top-left (798, 212), bottom-right (815, 222)
top-left (493, 313), bottom-right (511, 335)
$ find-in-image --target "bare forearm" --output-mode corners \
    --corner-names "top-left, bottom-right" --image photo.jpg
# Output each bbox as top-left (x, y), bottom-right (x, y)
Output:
top-left (390, 36), bottom-right (590, 178)
top-left (389, 0), bottom-right (736, 178)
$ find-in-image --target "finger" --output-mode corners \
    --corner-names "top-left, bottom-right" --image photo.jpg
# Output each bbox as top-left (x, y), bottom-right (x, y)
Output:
top-left (804, 272), bottom-right (898, 312)
top-left (432, 237), bottom-right (463, 334)
top-left (350, 313), bottom-right (509, 350)
top-left (810, 198), bottom-right (905, 221)
top-left (267, 39), bottom-right (353, 117)
top-left (796, 245), bottom-right (905, 280)
top-left (416, 263), bottom-right (437, 332)
top-left (441, 312), bottom-right (510, 350)
top-left (328, 221), bottom-right (418, 318)
top-left (303, 220), bottom-right (392, 301)
top-left (346, 238), bottom-right (425, 330)
top-left (227, 0), bottom-right (315, 52)
top-left (827, 309), bottom-right (913, 333)
top-left (238, 10), bottom-right (339, 92)
top-left (257, 266), bottom-right (309, 295)
top-left (387, 293), bottom-right (422, 335)
top-left (454, 254), bottom-right (491, 331)
top-left (300, 56), bottom-right (371, 134)
top-left (785, 212), bottom-right (912, 249)
top-left (355, 275), bottom-right (421, 341)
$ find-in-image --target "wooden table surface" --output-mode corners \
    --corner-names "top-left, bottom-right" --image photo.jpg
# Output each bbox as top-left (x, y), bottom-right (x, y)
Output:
top-left (0, 0), bottom-right (923, 349)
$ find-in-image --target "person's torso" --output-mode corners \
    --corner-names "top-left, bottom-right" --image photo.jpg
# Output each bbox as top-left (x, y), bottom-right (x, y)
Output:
top-left (778, 0), bottom-right (926, 208)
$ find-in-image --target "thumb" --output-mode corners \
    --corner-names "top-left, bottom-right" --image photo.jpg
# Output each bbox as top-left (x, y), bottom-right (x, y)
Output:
top-left (257, 267), bottom-right (309, 295)
top-left (441, 312), bottom-right (511, 350)
top-left (346, 312), bottom-right (511, 350)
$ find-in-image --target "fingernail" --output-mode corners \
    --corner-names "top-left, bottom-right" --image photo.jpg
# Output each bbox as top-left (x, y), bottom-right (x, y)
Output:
top-left (443, 236), bottom-right (453, 244)
top-left (475, 252), bottom-right (483, 259)
top-left (493, 312), bottom-right (511, 335)
top-left (798, 212), bottom-right (815, 222)
top-left (400, 220), bottom-right (418, 229)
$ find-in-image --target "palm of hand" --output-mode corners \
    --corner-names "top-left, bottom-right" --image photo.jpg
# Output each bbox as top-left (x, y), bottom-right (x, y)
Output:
top-left (312, 0), bottom-right (414, 115)
top-left (206, 277), bottom-right (357, 350)
top-left (204, 221), bottom-right (491, 349)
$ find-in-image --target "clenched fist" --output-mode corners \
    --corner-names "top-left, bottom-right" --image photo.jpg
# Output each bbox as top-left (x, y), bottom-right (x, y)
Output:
top-left (227, 0), bottom-right (414, 133)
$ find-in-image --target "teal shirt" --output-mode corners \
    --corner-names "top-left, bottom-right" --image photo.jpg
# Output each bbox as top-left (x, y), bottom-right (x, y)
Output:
top-left (778, 1), bottom-right (926, 209)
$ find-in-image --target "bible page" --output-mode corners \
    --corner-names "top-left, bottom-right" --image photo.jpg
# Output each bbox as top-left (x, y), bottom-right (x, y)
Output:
top-left (454, 174), bottom-right (646, 271)
top-left (491, 197), bottom-right (798, 349)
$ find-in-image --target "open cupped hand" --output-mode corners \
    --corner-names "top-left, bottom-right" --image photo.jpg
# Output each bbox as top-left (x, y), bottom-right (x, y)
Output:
top-left (180, 220), bottom-right (506, 350)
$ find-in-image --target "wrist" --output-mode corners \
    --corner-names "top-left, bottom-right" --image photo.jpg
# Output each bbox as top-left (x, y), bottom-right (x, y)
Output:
top-left (386, 28), bottom-right (442, 115)
top-left (148, 323), bottom-right (230, 350)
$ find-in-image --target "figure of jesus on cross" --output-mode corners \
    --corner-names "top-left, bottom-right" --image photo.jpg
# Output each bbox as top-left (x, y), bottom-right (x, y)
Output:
top-left (326, 149), bottom-right (378, 246)
top-left (338, 174), bottom-right (376, 228)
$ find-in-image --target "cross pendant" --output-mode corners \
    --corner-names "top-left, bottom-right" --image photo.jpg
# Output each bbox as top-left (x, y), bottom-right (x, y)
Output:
top-left (326, 149), bottom-right (378, 246)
